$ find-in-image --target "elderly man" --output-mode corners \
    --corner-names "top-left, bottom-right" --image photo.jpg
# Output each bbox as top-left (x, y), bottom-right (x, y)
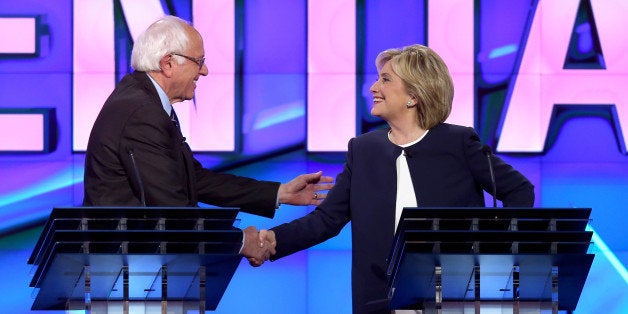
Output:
top-left (83, 15), bottom-right (332, 259)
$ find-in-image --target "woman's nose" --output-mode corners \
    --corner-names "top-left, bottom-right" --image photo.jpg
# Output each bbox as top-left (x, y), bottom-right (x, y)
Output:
top-left (369, 81), bottom-right (378, 93)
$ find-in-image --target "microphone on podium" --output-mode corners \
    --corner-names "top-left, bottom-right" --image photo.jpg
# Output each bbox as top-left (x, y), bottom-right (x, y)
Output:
top-left (481, 145), bottom-right (497, 208)
top-left (128, 149), bottom-right (147, 207)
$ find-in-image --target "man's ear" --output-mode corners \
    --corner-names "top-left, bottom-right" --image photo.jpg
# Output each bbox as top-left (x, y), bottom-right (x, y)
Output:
top-left (160, 54), bottom-right (175, 78)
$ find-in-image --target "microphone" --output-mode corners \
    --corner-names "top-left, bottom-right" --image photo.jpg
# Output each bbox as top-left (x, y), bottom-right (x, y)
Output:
top-left (403, 149), bottom-right (411, 158)
top-left (128, 149), bottom-right (147, 206)
top-left (482, 145), bottom-right (497, 207)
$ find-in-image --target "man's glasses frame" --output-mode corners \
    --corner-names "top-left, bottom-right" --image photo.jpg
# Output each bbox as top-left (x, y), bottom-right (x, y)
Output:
top-left (172, 53), bottom-right (205, 70)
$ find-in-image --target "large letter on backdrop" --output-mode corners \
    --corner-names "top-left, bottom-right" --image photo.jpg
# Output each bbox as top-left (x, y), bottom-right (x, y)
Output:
top-left (498, 0), bottom-right (628, 153)
top-left (0, 17), bottom-right (46, 152)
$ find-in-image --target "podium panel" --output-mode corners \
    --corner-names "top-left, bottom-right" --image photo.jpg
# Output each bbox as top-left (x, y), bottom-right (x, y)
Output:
top-left (28, 207), bottom-right (243, 312)
top-left (387, 207), bottom-right (594, 313)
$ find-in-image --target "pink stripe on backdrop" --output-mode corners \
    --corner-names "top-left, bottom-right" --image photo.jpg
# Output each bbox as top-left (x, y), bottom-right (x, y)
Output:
top-left (428, 0), bottom-right (475, 128)
top-left (192, 0), bottom-right (236, 151)
top-left (0, 17), bottom-right (37, 54)
top-left (308, 74), bottom-right (356, 152)
top-left (72, 0), bottom-right (115, 151)
top-left (307, 0), bottom-right (356, 152)
top-left (0, 114), bottom-right (43, 151)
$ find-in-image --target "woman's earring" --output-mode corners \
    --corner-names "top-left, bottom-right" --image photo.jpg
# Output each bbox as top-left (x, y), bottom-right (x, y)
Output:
top-left (406, 100), bottom-right (414, 108)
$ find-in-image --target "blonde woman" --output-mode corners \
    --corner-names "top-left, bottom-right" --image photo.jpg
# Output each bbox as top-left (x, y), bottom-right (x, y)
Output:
top-left (259, 44), bottom-right (534, 314)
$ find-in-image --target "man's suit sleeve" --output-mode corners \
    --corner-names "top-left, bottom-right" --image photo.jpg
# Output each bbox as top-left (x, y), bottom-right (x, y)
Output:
top-left (193, 158), bottom-right (280, 218)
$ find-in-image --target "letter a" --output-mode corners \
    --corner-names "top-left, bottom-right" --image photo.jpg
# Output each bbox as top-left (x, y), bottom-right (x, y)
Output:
top-left (498, 0), bottom-right (628, 153)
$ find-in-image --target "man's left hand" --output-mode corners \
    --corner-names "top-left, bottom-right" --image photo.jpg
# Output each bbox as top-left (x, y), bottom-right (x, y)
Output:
top-left (277, 171), bottom-right (334, 206)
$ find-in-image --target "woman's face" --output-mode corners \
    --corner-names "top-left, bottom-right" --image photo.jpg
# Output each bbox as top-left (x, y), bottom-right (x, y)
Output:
top-left (369, 60), bottom-right (413, 121)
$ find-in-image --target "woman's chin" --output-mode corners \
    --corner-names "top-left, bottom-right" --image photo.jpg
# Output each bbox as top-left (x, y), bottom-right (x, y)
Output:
top-left (370, 109), bottom-right (382, 118)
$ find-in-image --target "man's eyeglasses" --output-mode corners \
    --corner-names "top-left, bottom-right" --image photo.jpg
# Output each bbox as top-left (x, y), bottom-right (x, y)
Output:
top-left (172, 53), bottom-right (205, 70)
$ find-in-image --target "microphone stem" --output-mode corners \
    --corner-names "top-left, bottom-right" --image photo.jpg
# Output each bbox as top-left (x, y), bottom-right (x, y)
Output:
top-left (128, 149), bottom-right (147, 206)
top-left (486, 153), bottom-right (497, 207)
top-left (482, 145), bottom-right (497, 208)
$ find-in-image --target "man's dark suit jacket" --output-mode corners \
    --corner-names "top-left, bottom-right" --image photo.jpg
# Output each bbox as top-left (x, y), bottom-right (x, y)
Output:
top-left (271, 124), bottom-right (535, 314)
top-left (83, 71), bottom-right (279, 217)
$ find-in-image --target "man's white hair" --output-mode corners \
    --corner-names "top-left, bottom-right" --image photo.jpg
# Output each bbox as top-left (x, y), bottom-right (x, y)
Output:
top-left (131, 15), bottom-right (190, 71)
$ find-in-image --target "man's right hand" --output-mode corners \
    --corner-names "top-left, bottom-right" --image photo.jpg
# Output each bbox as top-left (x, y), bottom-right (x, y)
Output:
top-left (241, 226), bottom-right (276, 266)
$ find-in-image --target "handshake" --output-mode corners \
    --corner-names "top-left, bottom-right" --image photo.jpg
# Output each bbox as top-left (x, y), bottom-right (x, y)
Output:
top-left (241, 226), bottom-right (276, 266)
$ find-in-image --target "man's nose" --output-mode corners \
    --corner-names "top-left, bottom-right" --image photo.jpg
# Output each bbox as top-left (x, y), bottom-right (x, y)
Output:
top-left (199, 63), bottom-right (209, 76)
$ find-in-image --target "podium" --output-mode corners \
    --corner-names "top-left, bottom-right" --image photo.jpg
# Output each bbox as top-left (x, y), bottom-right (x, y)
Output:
top-left (386, 207), bottom-right (594, 314)
top-left (27, 207), bottom-right (244, 313)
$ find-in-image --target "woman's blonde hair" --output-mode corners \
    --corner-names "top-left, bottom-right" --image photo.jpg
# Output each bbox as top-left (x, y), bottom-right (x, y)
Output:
top-left (376, 44), bottom-right (454, 129)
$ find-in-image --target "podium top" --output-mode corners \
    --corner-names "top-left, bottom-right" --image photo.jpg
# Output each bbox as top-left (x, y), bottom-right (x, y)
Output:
top-left (46, 206), bottom-right (239, 219)
top-left (399, 207), bottom-right (591, 220)
top-left (28, 206), bottom-right (244, 311)
top-left (29, 206), bottom-right (240, 264)
top-left (386, 207), bottom-right (594, 311)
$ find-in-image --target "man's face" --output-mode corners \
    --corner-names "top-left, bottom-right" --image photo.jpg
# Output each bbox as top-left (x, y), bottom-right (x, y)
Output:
top-left (168, 27), bottom-right (208, 103)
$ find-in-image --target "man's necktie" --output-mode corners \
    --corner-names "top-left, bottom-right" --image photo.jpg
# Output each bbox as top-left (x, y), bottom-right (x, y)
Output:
top-left (170, 108), bottom-right (181, 131)
top-left (170, 108), bottom-right (186, 142)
